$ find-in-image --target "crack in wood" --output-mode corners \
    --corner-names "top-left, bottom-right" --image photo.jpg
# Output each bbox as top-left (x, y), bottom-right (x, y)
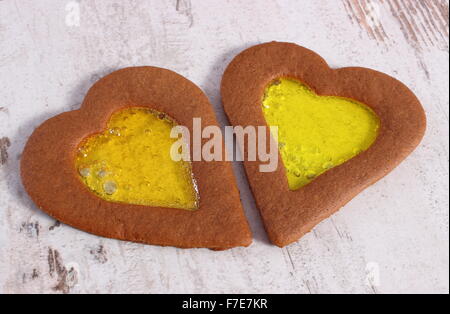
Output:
top-left (176, 0), bottom-right (193, 27)
top-left (343, 0), bottom-right (449, 51)
top-left (47, 248), bottom-right (78, 294)
top-left (343, 0), bottom-right (389, 42)
top-left (285, 247), bottom-right (296, 272)
top-left (0, 137), bottom-right (10, 165)
top-left (19, 221), bottom-right (40, 238)
top-left (22, 269), bottom-right (40, 284)
top-left (303, 277), bottom-right (319, 294)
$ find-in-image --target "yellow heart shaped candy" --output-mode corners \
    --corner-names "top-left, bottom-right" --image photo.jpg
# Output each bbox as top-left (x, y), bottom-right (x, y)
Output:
top-left (262, 78), bottom-right (380, 190)
top-left (75, 107), bottom-right (198, 210)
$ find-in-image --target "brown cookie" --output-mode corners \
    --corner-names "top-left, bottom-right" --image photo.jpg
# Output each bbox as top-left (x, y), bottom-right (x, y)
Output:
top-left (21, 66), bottom-right (252, 249)
top-left (221, 42), bottom-right (426, 247)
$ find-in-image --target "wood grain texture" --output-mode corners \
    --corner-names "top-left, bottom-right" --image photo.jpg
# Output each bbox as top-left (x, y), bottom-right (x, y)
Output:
top-left (0, 0), bottom-right (448, 294)
top-left (344, 0), bottom-right (449, 50)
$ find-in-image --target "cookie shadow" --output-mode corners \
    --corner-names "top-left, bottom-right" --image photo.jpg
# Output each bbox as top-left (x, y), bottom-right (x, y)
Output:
top-left (200, 42), bottom-right (272, 246)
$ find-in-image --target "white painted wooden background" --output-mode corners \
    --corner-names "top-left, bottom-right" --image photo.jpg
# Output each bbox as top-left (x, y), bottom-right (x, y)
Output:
top-left (0, 0), bottom-right (448, 294)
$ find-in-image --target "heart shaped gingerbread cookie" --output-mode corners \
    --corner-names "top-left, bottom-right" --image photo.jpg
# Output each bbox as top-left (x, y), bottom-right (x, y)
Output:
top-left (21, 67), bottom-right (252, 249)
top-left (221, 42), bottom-right (426, 247)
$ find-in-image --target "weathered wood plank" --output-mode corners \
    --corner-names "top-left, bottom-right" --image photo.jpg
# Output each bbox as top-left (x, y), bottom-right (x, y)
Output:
top-left (0, 0), bottom-right (448, 294)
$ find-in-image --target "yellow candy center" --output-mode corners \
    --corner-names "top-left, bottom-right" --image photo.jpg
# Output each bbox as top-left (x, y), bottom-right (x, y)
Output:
top-left (75, 107), bottom-right (198, 210)
top-left (262, 78), bottom-right (380, 190)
